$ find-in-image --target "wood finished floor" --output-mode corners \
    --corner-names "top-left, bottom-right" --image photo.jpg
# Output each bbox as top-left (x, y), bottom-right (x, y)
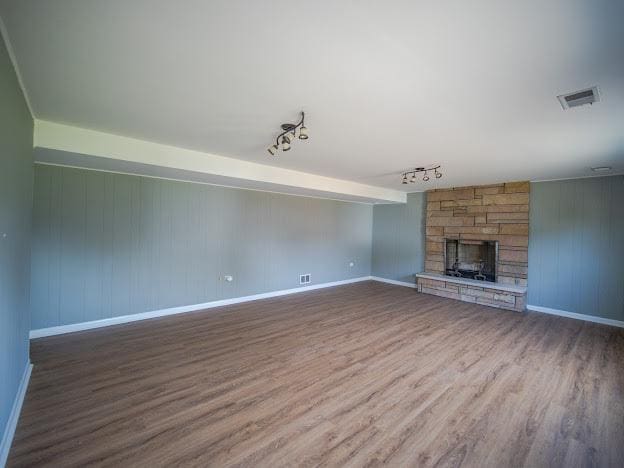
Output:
top-left (9, 281), bottom-right (624, 467)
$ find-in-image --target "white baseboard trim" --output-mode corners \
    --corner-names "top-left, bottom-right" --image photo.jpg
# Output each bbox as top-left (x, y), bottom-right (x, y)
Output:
top-left (30, 277), bottom-right (373, 339)
top-left (369, 276), bottom-right (416, 288)
top-left (0, 362), bottom-right (32, 468)
top-left (527, 305), bottom-right (624, 329)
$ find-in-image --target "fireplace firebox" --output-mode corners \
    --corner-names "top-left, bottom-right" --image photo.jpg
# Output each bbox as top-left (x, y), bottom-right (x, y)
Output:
top-left (444, 239), bottom-right (498, 282)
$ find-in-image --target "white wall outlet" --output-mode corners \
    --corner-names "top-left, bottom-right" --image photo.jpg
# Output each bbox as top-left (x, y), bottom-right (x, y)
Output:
top-left (299, 274), bottom-right (311, 285)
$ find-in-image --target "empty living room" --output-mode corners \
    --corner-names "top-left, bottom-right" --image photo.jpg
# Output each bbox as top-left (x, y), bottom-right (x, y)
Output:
top-left (1, 1), bottom-right (623, 467)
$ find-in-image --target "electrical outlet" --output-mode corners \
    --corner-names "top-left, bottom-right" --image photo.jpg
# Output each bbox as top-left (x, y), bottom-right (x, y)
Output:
top-left (299, 274), bottom-right (311, 285)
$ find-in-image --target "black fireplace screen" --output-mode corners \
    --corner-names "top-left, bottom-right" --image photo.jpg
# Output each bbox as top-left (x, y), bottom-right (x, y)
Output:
top-left (444, 239), bottom-right (498, 282)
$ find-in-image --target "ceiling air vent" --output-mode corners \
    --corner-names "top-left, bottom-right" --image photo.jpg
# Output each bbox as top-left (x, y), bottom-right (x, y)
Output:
top-left (557, 86), bottom-right (600, 110)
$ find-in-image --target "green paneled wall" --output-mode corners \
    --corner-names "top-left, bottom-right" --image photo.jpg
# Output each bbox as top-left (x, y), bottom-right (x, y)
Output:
top-left (0, 33), bottom-right (33, 453)
top-left (30, 164), bottom-right (373, 329)
top-left (528, 176), bottom-right (624, 320)
top-left (371, 192), bottom-right (426, 283)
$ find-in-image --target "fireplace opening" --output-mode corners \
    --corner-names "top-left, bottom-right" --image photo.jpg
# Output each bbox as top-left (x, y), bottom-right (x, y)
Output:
top-left (444, 239), bottom-right (498, 282)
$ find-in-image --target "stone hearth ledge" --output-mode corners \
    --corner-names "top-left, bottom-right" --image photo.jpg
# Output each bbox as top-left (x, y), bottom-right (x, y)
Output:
top-left (415, 273), bottom-right (527, 294)
top-left (415, 273), bottom-right (527, 312)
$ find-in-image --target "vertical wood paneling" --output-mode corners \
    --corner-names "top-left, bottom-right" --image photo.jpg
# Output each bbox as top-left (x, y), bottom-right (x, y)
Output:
top-left (111, 175), bottom-right (132, 317)
top-left (237, 190), bottom-right (265, 297)
top-left (528, 176), bottom-right (624, 320)
top-left (30, 166), bottom-right (52, 329)
top-left (144, 178), bottom-right (161, 312)
top-left (58, 168), bottom-right (86, 325)
top-left (1, 31), bottom-right (34, 442)
top-left (47, 166), bottom-right (63, 326)
top-left (581, 180), bottom-right (602, 311)
top-left (185, 181), bottom-right (203, 305)
top-left (169, 181), bottom-right (189, 306)
top-left (607, 179), bottom-right (624, 314)
top-left (158, 180), bottom-right (175, 307)
top-left (84, 170), bottom-right (106, 321)
top-left (128, 176), bottom-right (142, 316)
top-left (30, 165), bottom-right (373, 328)
top-left (202, 184), bottom-right (220, 302)
top-left (371, 192), bottom-right (426, 283)
top-left (371, 204), bottom-right (395, 280)
top-left (101, 173), bottom-right (115, 319)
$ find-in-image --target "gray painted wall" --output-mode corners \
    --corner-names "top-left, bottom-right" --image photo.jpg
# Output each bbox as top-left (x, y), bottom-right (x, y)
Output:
top-left (0, 35), bottom-right (33, 445)
top-left (30, 164), bottom-right (373, 329)
top-left (528, 176), bottom-right (624, 320)
top-left (371, 192), bottom-right (426, 283)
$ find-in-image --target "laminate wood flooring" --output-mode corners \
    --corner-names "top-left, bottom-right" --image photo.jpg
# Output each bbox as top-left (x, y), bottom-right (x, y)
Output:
top-left (8, 281), bottom-right (624, 467)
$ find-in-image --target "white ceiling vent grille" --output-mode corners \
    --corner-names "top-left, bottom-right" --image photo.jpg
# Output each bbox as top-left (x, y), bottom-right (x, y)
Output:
top-left (557, 86), bottom-right (600, 110)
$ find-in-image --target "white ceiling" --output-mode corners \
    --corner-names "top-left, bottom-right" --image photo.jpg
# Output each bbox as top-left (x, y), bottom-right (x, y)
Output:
top-left (1, 0), bottom-right (623, 192)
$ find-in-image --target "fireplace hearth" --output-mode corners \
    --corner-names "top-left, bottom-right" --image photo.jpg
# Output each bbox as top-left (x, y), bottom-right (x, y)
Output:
top-left (444, 239), bottom-right (498, 282)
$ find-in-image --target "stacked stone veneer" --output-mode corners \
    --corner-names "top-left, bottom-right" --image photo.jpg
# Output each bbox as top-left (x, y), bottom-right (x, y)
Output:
top-left (418, 181), bottom-right (529, 311)
top-left (417, 276), bottom-right (526, 311)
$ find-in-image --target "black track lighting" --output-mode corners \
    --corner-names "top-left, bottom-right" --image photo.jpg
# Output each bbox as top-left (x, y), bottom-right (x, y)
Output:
top-left (400, 165), bottom-right (442, 184)
top-left (267, 112), bottom-right (309, 155)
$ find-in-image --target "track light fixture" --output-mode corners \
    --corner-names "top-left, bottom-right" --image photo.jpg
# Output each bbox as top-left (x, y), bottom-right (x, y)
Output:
top-left (400, 165), bottom-right (442, 184)
top-left (267, 111), bottom-right (309, 155)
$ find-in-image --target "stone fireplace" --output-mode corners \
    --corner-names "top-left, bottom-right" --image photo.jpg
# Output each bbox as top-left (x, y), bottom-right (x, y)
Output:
top-left (416, 181), bottom-right (529, 311)
top-left (444, 239), bottom-right (498, 282)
